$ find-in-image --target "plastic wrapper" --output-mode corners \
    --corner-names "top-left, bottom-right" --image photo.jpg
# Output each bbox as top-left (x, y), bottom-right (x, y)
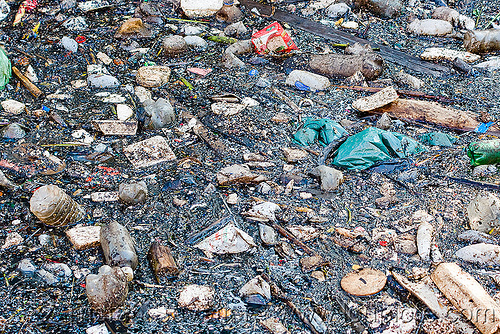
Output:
top-left (332, 127), bottom-right (426, 170)
top-left (293, 117), bottom-right (347, 147)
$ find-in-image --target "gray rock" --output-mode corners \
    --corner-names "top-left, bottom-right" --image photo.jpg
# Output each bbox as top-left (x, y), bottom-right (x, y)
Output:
top-left (376, 113), bottom-right (392, 130)
top-left (100, 220), bottom-right (138, 270)
top-left (184, 36), bottom-right (208, 50)
top-left (2, 123), bottom-right (25, 139)
top-left (326, 3), bottom-right (350, 18)
top-left (467, 193), bottom-right (500, 234)
top-left (88, 74), bottom-right (120, 89)
top-left (144, 98), bottom-right (175, 129)
top-left (118, 181), bottom-right (148, 205)
top-left (182, 25), bottom-right (205, 36)
top-left (43, 262), bottom-right (72, 280)
top-left (86, 265), bottom-right (128, 314)
top-left (224, 21), bottom-right (248, 37)
top-left (63, 16), bottom-right (88, 30)
top-left (312, 165), bottom-right (344, 191)
top-left (162, 35), bottom-right (188, 55)
top-left (60, 36), bottom-right (78, 53)
top-left (38, 234), bottom-right (52, 246)
top-left (34, 269), bottom-right (59, 285)
top-left (259, 223), bottom-right (278, 246)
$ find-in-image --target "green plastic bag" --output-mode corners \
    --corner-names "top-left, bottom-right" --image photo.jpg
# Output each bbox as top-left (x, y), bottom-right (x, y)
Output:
top-left (418, 132), bottom-right (457, 147)
top-left (467, 139), bottom-right (500, 166)
top-left (292, 117), bottom-right (347, 147)
top-left (0, 47), bottom-right (11, 90)
top-left (332, 127), bottom-right (427, 170)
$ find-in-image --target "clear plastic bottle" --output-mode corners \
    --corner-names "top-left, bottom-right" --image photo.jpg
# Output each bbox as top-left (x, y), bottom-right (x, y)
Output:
top-left (30, 184), bottom-right (85, 227)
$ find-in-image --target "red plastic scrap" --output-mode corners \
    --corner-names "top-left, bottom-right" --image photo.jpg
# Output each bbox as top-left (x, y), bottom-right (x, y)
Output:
top-left (251, 21), bottom-right (298, 55)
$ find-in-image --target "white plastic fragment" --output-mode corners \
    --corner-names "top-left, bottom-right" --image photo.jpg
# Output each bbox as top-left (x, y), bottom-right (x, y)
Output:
top-left (178, 284), bottom-right (215, 311)
top-left (420, 47), bottom-right (480, 63)
top-left (243, 202), bottom-right (281, 222)
top-left (285, 70), bottom-right (331, 91)
top-left (195, 222), bottom-right (256, 254)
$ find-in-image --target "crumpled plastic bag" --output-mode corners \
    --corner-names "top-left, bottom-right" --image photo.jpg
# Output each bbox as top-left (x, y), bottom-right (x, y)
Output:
top-left (418, 132), bottom-right (457, 147)
top-left (195, 222), bottom-right (256, 254)
top-left (293, 117), bottom-right (347, 147)
top-left (332, 127), bottom-right (427, 170)
top-left (467, 139), bottom-right (500, 166)
top-left (0, 47), bottom-right (11, 90)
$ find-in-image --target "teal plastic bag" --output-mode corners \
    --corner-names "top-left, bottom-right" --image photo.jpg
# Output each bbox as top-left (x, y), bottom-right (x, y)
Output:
top-left (332, 127), bottom-right (427, 170)
top-left (292, 117), bottom-right (347, 147)
top-left (418, 132), bottom-right (457, 147)
top-left (0, 47), bottom-right (11, 90)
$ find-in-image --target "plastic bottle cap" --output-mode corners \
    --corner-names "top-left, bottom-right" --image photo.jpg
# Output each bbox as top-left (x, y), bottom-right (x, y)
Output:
top-left (75, 36), bottom-right (86, 43)
top-left (294, 81), bottom-right (311, 91)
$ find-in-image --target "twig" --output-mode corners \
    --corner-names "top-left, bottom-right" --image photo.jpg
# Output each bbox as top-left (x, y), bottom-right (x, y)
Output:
top-left (318, 135), bottom-right (347, 165)
top-left (12, 66), bottom-right (43, 98)
top-left (165, 17), bottom-right (209, 24)
top-left (271, 87), bottom-right (302, 121)
top-left (261, 273), bottom-right (321, 334)
top-left (269, 220), bottom-right (316, 255)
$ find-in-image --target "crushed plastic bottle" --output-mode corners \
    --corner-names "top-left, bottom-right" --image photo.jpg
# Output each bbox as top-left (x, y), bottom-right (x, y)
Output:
top-left (30, 185), bottom-right (85, 227)
top-left (86, 265), bottom-right (128, 314)
top-left (467, 139), bottom-right (500, 166)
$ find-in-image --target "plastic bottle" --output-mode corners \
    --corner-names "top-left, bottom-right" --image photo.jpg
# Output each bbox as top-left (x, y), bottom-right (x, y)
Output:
top-left (467, 139), bottom-right (500, 166)
top-left (86, 265), bottom-right (128, 314)
top-left (100, 220), bottom-right (138, 270)
top-left (30, 185), bottom-right (85, 227)
top-left (464, 30), bottom-right (500, 54)
top-left (216, 1), bottom-right (243, 23)
top-left (285, 70), bottom-right (331, 91)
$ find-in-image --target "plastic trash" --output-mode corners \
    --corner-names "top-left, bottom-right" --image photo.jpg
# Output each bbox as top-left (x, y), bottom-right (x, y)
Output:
top-left (332, 127), bottom-right (426, 170)
top-left (0, 47), bottom-right (11, 90)
top-left (293, 117), bottom-right (348, 147)
top-left (251, 22), bottom-right (298, 55)
top-left (86, 265), bottom-right (128, 314)
top-left (285, 70), bottom-right (331, 91)
top-left (195, 221), bottom-right (256, 254)
top-left (30, 184), bottom-right (85, 227)
top-left (467, 139), bottom-right (500, 166)
top-left (181, 0), bottom-right (223, 18)
top-left (100, 220), bottom-right (138, 270)
top-left (418, 132), bottom-right (456, 147)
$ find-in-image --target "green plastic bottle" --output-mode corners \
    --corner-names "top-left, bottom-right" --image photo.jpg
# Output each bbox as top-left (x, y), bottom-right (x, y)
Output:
top-left (467, 139), bottom-right (500, 166)
top-left (0, 47), bottom-right (11, 90)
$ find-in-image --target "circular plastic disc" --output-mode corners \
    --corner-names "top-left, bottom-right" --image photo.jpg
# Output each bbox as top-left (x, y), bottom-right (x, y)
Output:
top-left (341, 268), bottom-right (387, 296)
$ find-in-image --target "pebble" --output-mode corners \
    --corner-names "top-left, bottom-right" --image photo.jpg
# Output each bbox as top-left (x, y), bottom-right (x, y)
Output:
top-left (1, 99), bottom-right (26, 114)
top-left (226, 193), bottom-right (238, 204)
top-left (178, 284), bottom-right (215, 311)
top-left (63, 16), bottom-right (88, 30)
top-left (136, 66), bottom-right (171, 88)
top-left (116, 104), bottom-right (134, 120)
top-left (118, 181), bottom-right (148, 204)
top-left (224, 21), bottom-right (248, 37)
top-left (326, 2), bottom-right (350, 18)
top-left (259, 223), bottom-right (278, 245)
top-left (282, 147), bottom-right (308, 163)
top-left (311, 165), bottom-right (344, 191)
top-left (408, 19), bottom-right (453, 36)
top-left (182, 25), bottom-right (205, 36)
top-left (88, 74), bottom-right (120, 89)
top-left (96, 52), bottom-right (113, 65)
top-left (17, 259), bottom-right (36, 276)
top-left (376, 112), bottom-right (392, 130)
top-left (2, 232), bottom-right (23, 249)
top-left (2, 123), bottom-right (25, 139)
top-left (184, 36), bottom-right (208, 50)
top-left (65, 225), bottom-right (101, 250)
top-left (455, 243), bottom-right (500, 265)
top-left (162, 35), bottom-right (188, 55)
top-left (60, 36), bottom-right (79, 53)
top-left (134, 86), bottom-right (152, 103)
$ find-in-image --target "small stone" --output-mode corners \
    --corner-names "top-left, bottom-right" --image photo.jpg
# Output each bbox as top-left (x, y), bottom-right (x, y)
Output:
top-left (394, 234), bottom-right (417, 254)
top-left (259, 182), bottom-right (273, 194)
top-left (71, 79), bottom-right (87, 89)
top-left (217, 164), bottom-right (266, 186)
top-left (376, 113), bottom-right (392, 130)
top-left (311, 270), bottom-right (326, 281)
top-left (136, 66), bottom-right (171, 88)
top-left (88, 74), bottom-right (120, 89)
top-left (25, 65), bottom-right (38, 83)
top-left (326, 2), bottom-right (350, 18)
top-left (17, 259), bottom-right (36, 276)
top-left (182, 25), bottom-right (205, 36)
top-left (96, 52), bottom-right (112, 65)
top-left (282, 147), bottom-right (308, 163)
top-left (173, 196), bottom-right (188, 207)
top-left (118, 181), bottom-right (148, 205)
top-left (227, 193), bottom-right (238, 205)
top-left (311, 165), bottom-right (344, 191)
top-left (162, 35), bottom-right (188, 56)
top-left (271, 112), bottom-right (290, 123)
top-left (259, 223), bottom-right (278, 245)
top-left (60, 36), bottom-right (78, 53)
top-left (394, 70), bottom-right (424, 90)
top-left (86, 265), bottom-right (128, 314)
top-left (239, 276), bottom-right (271, 299)
top-left (178, 284), bottom-right (215, 311)
top-left (115, 18), bottom-right (152, 38)
top-left (38, 234), bottom-right (51, 246)
top-left (65, 225), bottom-right (101, 250)
top-left (2, 123), bottom-right (25, 139)
top-left (300, 255), bottom-right (324, 272)
top-left (2, 232), bottom-right (23, 249)
top-left (1, 99), bottom-right (26, 114)
top-left (86, 324), bottom-right (109, 334)
top-left (63, 16), bottom-right (87, 30)
top-left (224, 21), bottom-right (248, 37)
top-left (116, 104), bottom-right (134, 121)
top-left (120, 266), bottom-right (134, 282)
top-left (341, 21), bottom-right (359, 29)
top-left (408, 19), bottom-right (453, 36)
top-left (300, 192), bottom-right (313, 199)
top-left (184, 36), bottom-right (208, 50)
top-left (134, 86), bottom-right (152, 103)
top-left (260, 318), bottom-right (291, 334)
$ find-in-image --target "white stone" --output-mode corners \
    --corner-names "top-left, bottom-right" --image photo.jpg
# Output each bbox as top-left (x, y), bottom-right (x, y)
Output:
top-left (96, 52), bottom-right (112, 65)
top-left (1, 99), bottom-right (25, 114)
top-left (116, 104), bottom-right (134, 120)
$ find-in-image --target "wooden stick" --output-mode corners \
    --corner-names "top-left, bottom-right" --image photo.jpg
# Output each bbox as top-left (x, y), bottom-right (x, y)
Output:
top-left (12, 66), bottom-right (42, 98)
top-left (261, 273), bottom-right (321, 334)
top-left (271, 87), bottom-right (302, 121)
top-left (270, 221), bottom-right (316, 256)
top-left (332, 85), bottom-right (453, 103)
